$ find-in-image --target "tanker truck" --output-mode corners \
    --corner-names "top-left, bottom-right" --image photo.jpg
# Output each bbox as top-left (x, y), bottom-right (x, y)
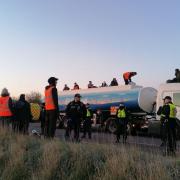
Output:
top-left (58, 84), bottom-right (158, 135)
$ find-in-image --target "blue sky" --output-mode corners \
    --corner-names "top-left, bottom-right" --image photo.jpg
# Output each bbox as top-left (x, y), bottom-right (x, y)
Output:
top-left (0, 0), bottom-right (179, 96)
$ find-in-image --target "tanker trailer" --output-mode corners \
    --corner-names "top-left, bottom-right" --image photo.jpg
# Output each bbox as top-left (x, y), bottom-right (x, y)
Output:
top-left (58, 85), bottom-right (157, 134)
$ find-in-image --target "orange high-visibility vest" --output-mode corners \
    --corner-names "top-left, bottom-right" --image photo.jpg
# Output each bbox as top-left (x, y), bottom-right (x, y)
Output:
top-left (45, 86), bottom-right (56, 110)
top-left (123, 72), bottom-right (131, 80)
top-left (0, 96), bottom-right (13, 117)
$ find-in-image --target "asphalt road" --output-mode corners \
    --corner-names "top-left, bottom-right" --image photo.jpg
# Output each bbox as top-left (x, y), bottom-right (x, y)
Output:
top-left (29, 123), bottom-right (180, 150)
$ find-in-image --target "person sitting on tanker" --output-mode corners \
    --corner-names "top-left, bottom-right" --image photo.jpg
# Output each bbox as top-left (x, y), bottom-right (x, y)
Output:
top-left (110, 78), bottom-right (118, 86)
top-left (115, 104), bottom-right (128, 144)
top-left (101, 81), bottom-right (108, 87)
top-left (166, 69), bottom-right (180, 83)
top-left (73, 82), bottom-right (80, 90)
top-left (123, 72), bottom-right (137, 85)
top-left (63, 84), bottom-right (70, 91)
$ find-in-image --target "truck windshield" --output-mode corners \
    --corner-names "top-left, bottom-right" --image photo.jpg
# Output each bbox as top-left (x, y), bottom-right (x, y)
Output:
top-left (173, 93), bottom-right (180, 107)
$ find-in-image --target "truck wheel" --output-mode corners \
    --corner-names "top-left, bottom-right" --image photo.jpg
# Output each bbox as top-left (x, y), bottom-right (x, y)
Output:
top-left (106, 118), bottom-right (117, 134)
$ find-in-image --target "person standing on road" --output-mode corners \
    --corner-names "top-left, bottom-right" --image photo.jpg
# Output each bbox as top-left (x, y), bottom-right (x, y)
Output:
top-left (65, 94), bottom-right (86, 142)
top-left (82, 103), bottom-right (93, 139)
top-left (15, 94), bottom-right (32, 134)
top-left (157, 99), bottom-right (166, 146)
top-left (161, 96), bottom-right (177, 152)
top-left (0, 88), bottom-right (14, 129)
top-left (116, 104), bottom-right (128, 143)
top-left (44, 77), bottom-right (59, 138)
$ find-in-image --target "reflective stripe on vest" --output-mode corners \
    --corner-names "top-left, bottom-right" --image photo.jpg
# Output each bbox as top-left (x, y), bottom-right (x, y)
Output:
top-left (45, 87), bottom-right (56, 110)
top-left (0, 96), bottom-right (12, 117)
top-left (169, 103), bottom-right (176, 118)
top-left (87, 109), bottom-right (91, 117)
top-left (123, 72), bottom-right (131, 80)
top-left (117, 109), bottom-right (126, 118)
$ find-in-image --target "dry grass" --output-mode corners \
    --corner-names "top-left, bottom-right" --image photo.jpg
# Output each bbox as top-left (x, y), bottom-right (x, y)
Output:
top-left (0, 128), bottom-right (179, 180)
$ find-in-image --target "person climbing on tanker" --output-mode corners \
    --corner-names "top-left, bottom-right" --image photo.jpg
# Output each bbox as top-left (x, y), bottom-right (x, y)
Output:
top-left (115, 104), bottom-right (128, 144)
top-left (123, 72), bottom-right (137, 85)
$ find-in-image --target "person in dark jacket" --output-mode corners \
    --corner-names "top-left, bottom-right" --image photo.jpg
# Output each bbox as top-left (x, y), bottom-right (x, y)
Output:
top-left (65, 94), bottom-right (87, 142)
top-left (15, 94), bottom-right (32, 134)
top-left (110, 78), bottom-right (118, 86)
top-left (63, 84), bottom-right (70, 91)
top-left (166, 69), bottom-right (180, 83)
top-left (44, 77), bottom-right (59, 138)
top-left (82, 103), bottom-right (93, 139)
top-left (161, 96), bottom-right (177, 151)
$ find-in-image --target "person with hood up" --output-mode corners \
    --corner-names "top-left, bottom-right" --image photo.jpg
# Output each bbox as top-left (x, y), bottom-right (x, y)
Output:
top-left (15, 94), bottom-right (32, 134)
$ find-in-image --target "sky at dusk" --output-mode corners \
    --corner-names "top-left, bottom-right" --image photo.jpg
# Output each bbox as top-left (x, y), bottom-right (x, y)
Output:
top-left (0, 0), bottom-right (179, 96)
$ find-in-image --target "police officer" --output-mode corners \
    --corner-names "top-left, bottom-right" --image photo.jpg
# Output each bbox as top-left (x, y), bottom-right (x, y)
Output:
top-left (116, 104), bottom-right (128, 143)
top-left (44, 77), bottom-right (59, 138)
top-left (82, 103), bottom-right (93, 139)
top-left (66, 94), bottom-right (86, 142)
top-left (162, 96), bottom-right (177, 151)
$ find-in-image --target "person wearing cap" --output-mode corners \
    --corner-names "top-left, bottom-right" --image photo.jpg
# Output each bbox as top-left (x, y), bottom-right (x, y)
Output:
top-left (44, 77), bottom-right (59, 138)
top-left (116, 104), bottom-right (128, 143)
top-left (82, 103), bottom-right (93, 139)
top-left (161, 96), bottom-right (177, 151)
top-left (0, 88), bottom-right (14, 128)
top-left (123, 72), bottom-right (137, 85)
top-left (65, 93), bottom-right (86, 142)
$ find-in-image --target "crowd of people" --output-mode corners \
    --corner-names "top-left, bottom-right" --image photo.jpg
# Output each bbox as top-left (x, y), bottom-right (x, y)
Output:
top-left (0, 70), bottom-right (179, 154)
top-left (63, 71), bottom-right (138, 91)
top-left (0, 88), bottom-right (31, 134)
